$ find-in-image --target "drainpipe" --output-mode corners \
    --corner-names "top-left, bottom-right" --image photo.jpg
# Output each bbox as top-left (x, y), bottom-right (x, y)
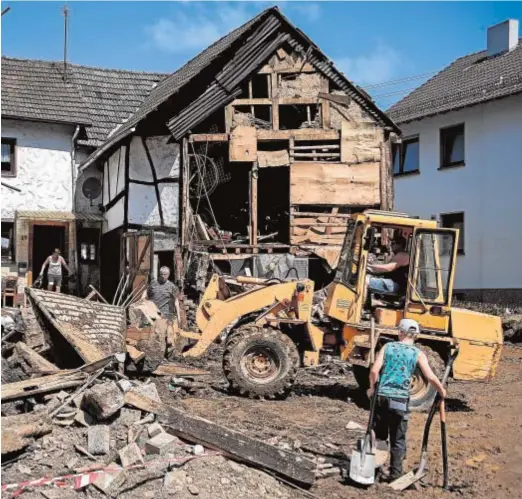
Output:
top-left (71, 125), bottom-right (80, 295)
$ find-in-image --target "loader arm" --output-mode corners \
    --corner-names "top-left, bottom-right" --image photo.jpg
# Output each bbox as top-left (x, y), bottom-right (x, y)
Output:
top-left (183, 274), bottom-right (314, 358)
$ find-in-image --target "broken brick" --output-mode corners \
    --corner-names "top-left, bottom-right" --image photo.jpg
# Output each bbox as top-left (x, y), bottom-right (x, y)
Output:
top-left (118, 442), bottom-right (144, 468)
top-left (147, 422), bottom-right (165, 438)
top-left (145, 432), bottom-right (178, 455)
top-left (92, 462), bottom-right (126, 496)
top-left (88, 426), bottom-right (110, 455)
top-left (83, 382), bottom-right (124, 420)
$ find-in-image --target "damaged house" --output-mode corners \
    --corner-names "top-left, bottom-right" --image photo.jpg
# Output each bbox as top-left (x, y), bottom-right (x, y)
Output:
top-left (2, 7), bottom-right (399, 302)
top-left (79, 7), bottom-right (399, 299)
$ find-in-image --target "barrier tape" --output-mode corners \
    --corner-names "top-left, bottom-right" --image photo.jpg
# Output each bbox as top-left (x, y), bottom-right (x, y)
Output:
top-left (2, 451), bottom-right (221, 498)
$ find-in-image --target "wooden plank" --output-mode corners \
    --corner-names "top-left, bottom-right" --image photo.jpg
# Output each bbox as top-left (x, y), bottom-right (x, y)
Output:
top-left (257, 129), bottom-right (339, 141)
top-left (153, 364), bottom-right (209, 377)
top-left (250, 163), bottom-right (258, 246)
top-left (291, 222), bottom-right (347, 227)
top-left (13, 341), bottom-right (59, 374)
top-left (124, 390), bottom-right (165, 414)
top-left (290, 152), bottom-right (340, 158)
top-left (290, 162), bottom-right (380, 206)
top-left (326, 207), bottom-right (339, 236)
top-left (2, 412), bottom-right (53, 454)
top-left (318, 92), bottom-right (351, 106)
top-left (232, 97), bottom-right (319, 106)
top-left (161, 406), bottom-right (316, 487)
top-left (293, 145), bottom-right (339, 151)
top-left (126, 326), bottom-right (152, 341)
top-left (258, 63), bottom-right (315, 74)
top-left (257, 149), bottom-right (289, 168)
top-left (291, 211), bottom-right (353, 218)
top-left (230, 126), bottom-right (257, 162)
top-left (189, 133), bottom-right (229, 142)
top-left (1, 371), bottom-right (87, 402)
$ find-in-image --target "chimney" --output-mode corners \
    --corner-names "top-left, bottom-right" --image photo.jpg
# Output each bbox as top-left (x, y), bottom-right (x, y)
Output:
top-left (487, 19), bottom-right (519, 57)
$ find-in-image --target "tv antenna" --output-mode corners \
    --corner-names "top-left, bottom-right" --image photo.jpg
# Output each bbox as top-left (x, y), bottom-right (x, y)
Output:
top-left (62, 4), bottom-right (69, 81)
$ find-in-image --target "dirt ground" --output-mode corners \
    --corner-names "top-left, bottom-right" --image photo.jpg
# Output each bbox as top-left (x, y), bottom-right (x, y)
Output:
top-left (165, 343), bottom-right (522, 499)
top-left (2, 344), bottom-right (521, 499)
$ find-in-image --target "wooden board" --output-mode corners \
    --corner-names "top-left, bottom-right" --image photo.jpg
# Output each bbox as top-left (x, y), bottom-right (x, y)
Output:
top-left (230, 126), bottom-right (257, 162)
top-left (161, 406), bottom-right (316, 487)
top-left (153, 364), bottom-right (210, 377)
top-left (290, 162), bottom-right (380, 206)
top-left (13, 341), bottom-right (59, 374)
top-left (257, 149), bottom-right (289, 168)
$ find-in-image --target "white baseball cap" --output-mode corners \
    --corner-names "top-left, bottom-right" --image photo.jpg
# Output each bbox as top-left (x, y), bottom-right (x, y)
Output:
top-left (398, 319), bottom-right (420, 335)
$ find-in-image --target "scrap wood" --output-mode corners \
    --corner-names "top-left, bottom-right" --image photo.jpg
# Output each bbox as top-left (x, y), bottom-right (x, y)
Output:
top-left (126, 345), bottom-right (145, 364)
top-left (1, 412), bottom-right (53, 454)
top-left (13, 341), bottom-right (59, 374)
top-left (124, 390), bottom-right (165, 415)
top-left (160, 406), bottom-right (316, 487)
top-left (152, 363), bottom-right (209, 377)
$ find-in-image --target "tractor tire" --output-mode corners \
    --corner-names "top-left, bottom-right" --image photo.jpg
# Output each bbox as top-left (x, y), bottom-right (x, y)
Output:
top-left (409, 344), bottom-right (445, 412)
top-left (223, 325), bottom-right (299, 399)
top-left (351, 345), bottom-right (445, 412)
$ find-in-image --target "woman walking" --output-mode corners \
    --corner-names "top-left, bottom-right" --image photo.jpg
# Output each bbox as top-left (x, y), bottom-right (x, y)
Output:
top-left (39, 249), bottom-right (71, 293)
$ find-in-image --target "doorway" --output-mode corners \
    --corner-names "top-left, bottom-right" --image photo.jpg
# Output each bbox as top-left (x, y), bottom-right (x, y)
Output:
top-left (32, 224), bottom-right (67, 290)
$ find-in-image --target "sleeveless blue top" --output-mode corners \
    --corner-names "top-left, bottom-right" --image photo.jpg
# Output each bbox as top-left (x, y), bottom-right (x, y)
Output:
top-left (378, 342), bottom-right (420, 399)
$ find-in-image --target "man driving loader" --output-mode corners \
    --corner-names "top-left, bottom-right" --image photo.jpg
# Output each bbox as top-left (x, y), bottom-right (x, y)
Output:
top-left (367, 319), bottom-right (447, 482)
top-left (366, 235), bottom-right (409, 296)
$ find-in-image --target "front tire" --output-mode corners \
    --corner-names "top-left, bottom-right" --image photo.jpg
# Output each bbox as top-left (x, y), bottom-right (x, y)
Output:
top-left (223, 325), bottom-right (299, 399)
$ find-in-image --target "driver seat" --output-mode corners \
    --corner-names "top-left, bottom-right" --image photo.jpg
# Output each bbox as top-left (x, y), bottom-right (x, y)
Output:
top-left (370, 289), bottom-right (405, 310)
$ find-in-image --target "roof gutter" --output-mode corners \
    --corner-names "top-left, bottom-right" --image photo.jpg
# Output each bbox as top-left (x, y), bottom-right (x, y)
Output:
top-left (71, 125), bottom-right (81, 211)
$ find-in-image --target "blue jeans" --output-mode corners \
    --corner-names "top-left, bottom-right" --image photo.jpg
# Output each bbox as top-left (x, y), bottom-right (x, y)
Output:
top-left (368, 277), bottom-right (400, 294)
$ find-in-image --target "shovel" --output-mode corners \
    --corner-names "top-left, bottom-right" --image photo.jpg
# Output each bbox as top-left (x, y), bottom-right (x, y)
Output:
top-left (389, 348), bottom-right (459, 491)
top-left (350, 379), bottom-right (380, 485)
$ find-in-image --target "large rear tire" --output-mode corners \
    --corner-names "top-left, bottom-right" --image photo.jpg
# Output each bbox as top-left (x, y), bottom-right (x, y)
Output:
top-left (351, 345), bottom-right (445, 412)
top-left (223, 325), bottom-right (299, 399)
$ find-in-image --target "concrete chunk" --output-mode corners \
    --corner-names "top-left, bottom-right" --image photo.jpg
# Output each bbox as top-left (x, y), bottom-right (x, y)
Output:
top-left (83, 382), bottom-right (124, 420)
top-left (117, 379), bottom-right (133, 393)
top-left (130, 382), bottom-right (161, 403)
top-left (92, 462), bottom-right (126, 496)
top-left (118, 408), bottom-right (142, 426)
top-left (88, 426), bottom-right (110, 455)
top-left (75, 409), bottom-right (94, 427)
top-left (147, 422), bottom-right (165, 438)
top-left (145, 432), bottom-right (178, 455)
top-left (118, 442), bottom-right (144, 468)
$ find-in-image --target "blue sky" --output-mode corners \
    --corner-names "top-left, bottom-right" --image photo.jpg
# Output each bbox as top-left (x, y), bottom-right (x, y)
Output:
top-left (2, 1), bottom-right (521, 108)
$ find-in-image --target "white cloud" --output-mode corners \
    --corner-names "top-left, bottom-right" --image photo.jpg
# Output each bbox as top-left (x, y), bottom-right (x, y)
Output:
top-left (146, 3), bottom-right (254, 54)
top-left (336, 44), bottom-right (401, 86)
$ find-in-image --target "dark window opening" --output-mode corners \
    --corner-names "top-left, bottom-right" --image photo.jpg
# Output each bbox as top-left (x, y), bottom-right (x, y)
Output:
top-left (1, 138), bottom-right (16, 176)
top-left (441, 212), bottom-right (464, 255)
top-left (191, 109), bottom-right (226, 134)
top-left (251, 74), bottom-right (270, 98)
top-left (393, 136), bottom-right (419, 176)
top-left (440, 124), bottom-right (465, 168)
top-left (258, 166), bottom-right (289, 244)
top-left (1, 221), bottom-right (14, 262)
top-left (279, 104), bottom-right (322, 130)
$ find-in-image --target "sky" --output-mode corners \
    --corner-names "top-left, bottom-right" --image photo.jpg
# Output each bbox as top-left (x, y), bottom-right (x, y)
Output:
top-left (2, 1), bottom-right (522, 109)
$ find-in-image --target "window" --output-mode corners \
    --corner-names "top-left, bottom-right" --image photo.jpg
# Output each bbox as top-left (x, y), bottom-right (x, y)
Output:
top-left (1, 222), bottom-right (15, 262)
top-left (440, 124), bottom-right (465, 168)
top-left (441, 212), bottom-right (465, 255)
top-left (393, 137), bottom-right (419, 176)
top-left (340, 221), bottom-right (364, 289)
top-left (411, 230), bottom-right (455, 305)
top-left (1, 138), bottom-right (16, 176)
top-left (78, 228), bottom-right (99, 264)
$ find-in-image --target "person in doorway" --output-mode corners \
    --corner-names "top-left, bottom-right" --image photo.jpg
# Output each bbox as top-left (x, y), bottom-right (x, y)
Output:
top-left (367, 319), bottom-right (446, 482)
top-left (39, 249), bottom-right (71, 293)
top-left (366, 235), bottom-right (409, 295)
top-left (146, 266), bottom-right (178, 321)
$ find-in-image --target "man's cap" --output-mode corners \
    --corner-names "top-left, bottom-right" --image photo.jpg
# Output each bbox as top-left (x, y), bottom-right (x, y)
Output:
top-left (398, 318), bottom-right (420, 335)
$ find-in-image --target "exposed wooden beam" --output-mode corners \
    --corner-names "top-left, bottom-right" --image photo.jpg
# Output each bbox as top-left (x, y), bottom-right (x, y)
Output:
top-left (189, 133), bottom-right (229, 143)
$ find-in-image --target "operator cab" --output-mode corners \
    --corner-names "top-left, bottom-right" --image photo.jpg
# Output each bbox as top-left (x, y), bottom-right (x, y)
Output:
top-left (329, 210), bottom-right (459, 333)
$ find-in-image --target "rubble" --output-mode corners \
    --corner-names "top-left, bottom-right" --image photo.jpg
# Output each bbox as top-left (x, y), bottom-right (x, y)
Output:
top-left (119, 442), bottom-right (144, 467)
top-left (88, 425), bottom-right (111, 455)
top-left (82, 381), bottom-right (125, 420)
top-left (145, 432), bottom-right (178, 455)
top-left (92, 462), bottom-right (127, 496)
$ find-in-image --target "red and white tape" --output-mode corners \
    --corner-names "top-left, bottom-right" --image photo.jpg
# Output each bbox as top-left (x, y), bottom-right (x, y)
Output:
top-left (2, 451), bottom-right (220, 498)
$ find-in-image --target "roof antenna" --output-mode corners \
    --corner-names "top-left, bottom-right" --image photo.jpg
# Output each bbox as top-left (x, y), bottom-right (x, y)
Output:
top-left (2, 6), bottom-right (11, 16)
top-left (62, 4), bottom-right (69, 82)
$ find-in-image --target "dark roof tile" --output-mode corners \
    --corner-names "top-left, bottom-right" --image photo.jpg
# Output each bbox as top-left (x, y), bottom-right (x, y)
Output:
top-left (388, 41), bottom-right (522, 123)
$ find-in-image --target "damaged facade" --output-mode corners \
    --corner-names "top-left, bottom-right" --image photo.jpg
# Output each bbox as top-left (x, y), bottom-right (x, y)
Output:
top-left (2, 7), bottom-right (399, 302)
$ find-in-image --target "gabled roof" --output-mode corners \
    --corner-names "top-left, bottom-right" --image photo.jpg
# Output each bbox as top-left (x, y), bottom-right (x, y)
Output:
top-left (1, 57), bottom-right (92, 127)
top-left (1, 57), bottom-right (167, 146)
top-left (388, 40), bottom-right (522, 124)
top-left (81, 6), bottom-right (398, 169)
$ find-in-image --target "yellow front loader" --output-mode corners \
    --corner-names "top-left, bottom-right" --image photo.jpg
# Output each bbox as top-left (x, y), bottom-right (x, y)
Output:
top-left (180, 210), bottom-right (503, 410)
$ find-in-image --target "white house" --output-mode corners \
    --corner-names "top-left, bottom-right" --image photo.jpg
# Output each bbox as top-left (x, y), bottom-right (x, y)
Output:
top-left (388, 20), bottom-right (522, 303)
top-left (1, 57), bottom-right (165, 297)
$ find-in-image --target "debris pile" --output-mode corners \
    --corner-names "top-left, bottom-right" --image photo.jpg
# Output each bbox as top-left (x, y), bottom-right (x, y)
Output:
top-left (1, 290), bottom-right (318, 498)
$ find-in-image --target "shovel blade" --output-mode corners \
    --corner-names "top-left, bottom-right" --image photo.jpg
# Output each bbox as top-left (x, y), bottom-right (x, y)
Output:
top-left (350, 448), bottom-right (376, 485)
top-left (388, 470), bottom-right (427, 491)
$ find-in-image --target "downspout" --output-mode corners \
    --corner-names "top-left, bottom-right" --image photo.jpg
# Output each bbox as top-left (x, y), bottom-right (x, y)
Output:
top-left (71, 125), bottom-right (81, 296)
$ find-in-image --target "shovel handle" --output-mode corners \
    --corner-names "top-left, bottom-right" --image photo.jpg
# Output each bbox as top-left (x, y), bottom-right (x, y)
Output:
top-left (440, 399), bottom-right (449, 489)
